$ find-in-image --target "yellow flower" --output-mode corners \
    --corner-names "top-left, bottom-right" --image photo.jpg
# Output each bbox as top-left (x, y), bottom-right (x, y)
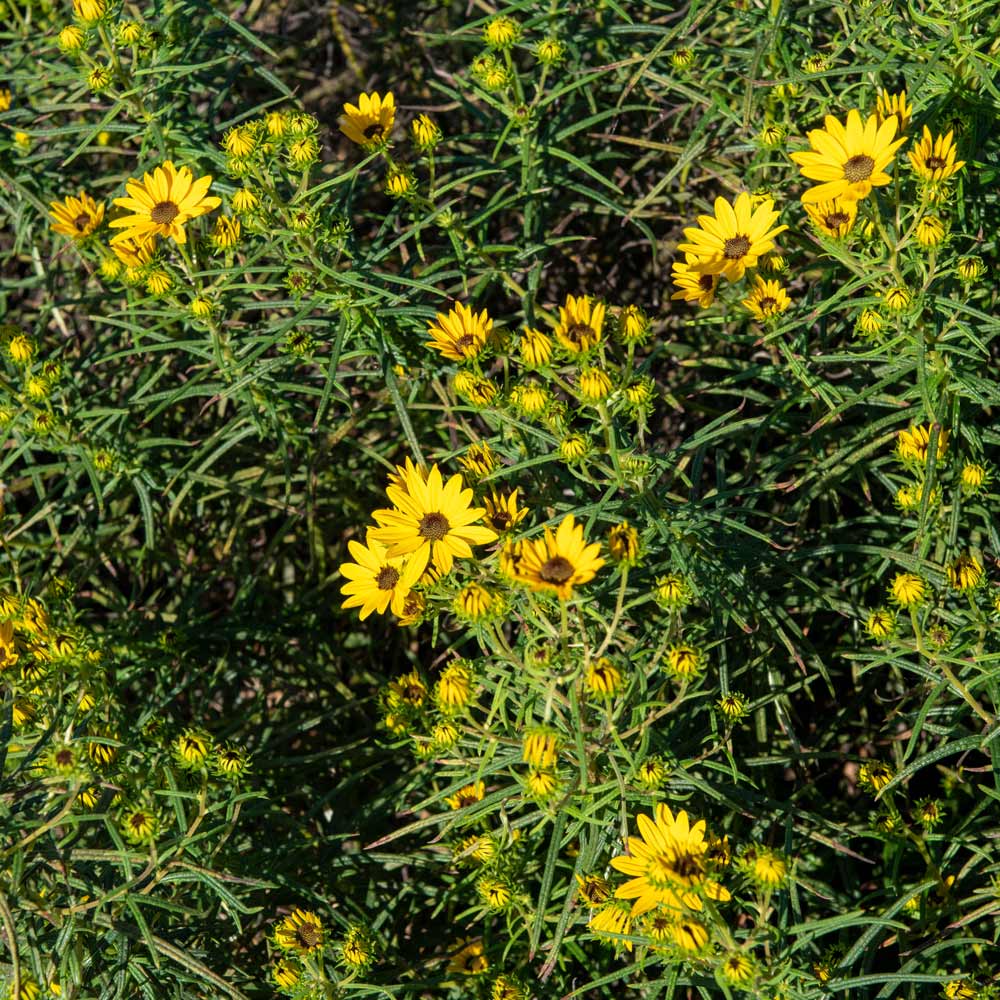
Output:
top-left (518, 327), bottom-right (553, 367)
top-left (522, 728), bottom-right (558, 768)
top-left (120, 805), bottom-right (158, 843)
top-left (340, 91), bottom-right (395, 147)
top-left (483, 15), bottom-right (519, 48)
top-left (535, 38), bottom-right (565, 65)
top-left (896, 423), bottom-right (948, 463)
top-left (49, 191), bottom-right (104, 239)
top-left (13, 131), bottom-right (30, 151)
top-left (210, 215), bottom-right (240, 250)
top-left (577, 366), bottom-right (613, 402)
top-left (265, 110), bottom-right (290, 137)
top-left (678, 192), bottom-right (787, 281)
top-left (717, 692), bottom-right (749, 720)
top-left (426, 302), bottom-right (492, 362)
top-left (960, 462), bottom-right (988, 493)
top-left (110, 233), bottom-right (155, 268)
top-left (608, 521), bottom-right (639, 564)
top-left (589, 900), bottom-right (634, 950)
top-left (174, 728), bottom-right (211, 768)
top-left (790, 109), bottom-right (906, 203)
top-left (477, 875), bottom-right (513, 910)
top-left (858, 760), bottom-right (894, 792)
top-left (908, 127), bottom-right (964, 182)
top-left (670, 256), bottom-right (718, 308)
top-left (338, 530), bottom-right (424, 620)
top-left (884, 285), bottom-right (910, 310)
top-left (915, 214), bottom-right (945, 248)
top-left (857, 308), bottom-right (884, 336)
top-left (890, 572), bottom-right (925, 607)
top-left (654, 573), bottom-right (691, 609)
top-left (458, 442), bottom-right (497, 479)
top-left (286, 136), bottom-right (319, 168)
top-left (274, 908), bottom-right (324, 954)
top-left (447, 938), bottom-right (489, 974)
top-left (610, 805), bottom-right (730, 916)
top-left (585, 657), bottom-right (623, 697)
top-left (386, 669), bottom-right (427, 708)
top-left (410, 113), bottom-right (440, 151)
top-left (446, 780), bottom-right (485, 810)
top-left (271, 959), bottom-right (300, 989)
top-left (943, 980), bottom-right (977, 1000)
top-left (58, 25), bottom-right (85, 51)
top-left (191, 297), bottom-right (213, 318)
top-left (231, 188), bottom-right (259, 214)
top-left (865, 608), bottom-right (895, 640)
top-left (948, 553), bottom-right (983, 592)
top-left (804, 197), bottom-right (857, 237)
top-left (742, 277), bottom-right (791, 320)
top-left (339, 924), bottom-right (376, 970)
top-left (666, 644), bottom-right (703, 680)
top-left (617, 304), bottom-right (649, 344)
top-left (514, 514), bottom-right (604, 600)
top-left (110, 161), bottom-right (221, 246)
top-left (576, 873), bottom-right (612, 906)
top-left (524, 767), bottom-right (558, 798)
top-left (553, 294), bottom-right (605, 355)
top-left (558, 434), bottom-right (589, 463)
top-left (385, 168), bottom-right (413, 198)
top-left (453, 370), bottom-right (499, 406)
top-left (745, 847), bottom-right (787, 887)
top-left (668, 918), bottom-right (709, 952)
top-left (759, 123), bottom-right (785, 146)
top-left (73, 0), bottom-right (105, 21)
top-left (372, 464), bottom-right (497, 577)
top-left (145, 268), bottom-right (171, 295)
top-left (7, 334), bottom-right (35, 365)
top-left (0, 621), bottom-right (18, 672)
top-left (482, 490), bottom-right (527, 534)
top-left (875, 89), bottom-right (912, 132)
top-left (214, 744), bottom-right (250, 779)
top-left (454, 582), bottom-right (498, 621)
top-left (720, 952), bottom-right (755, 984)
top-left (957, 256), bottom-right (984, 281)
top-left (222, 125), bottom-right (256, 158)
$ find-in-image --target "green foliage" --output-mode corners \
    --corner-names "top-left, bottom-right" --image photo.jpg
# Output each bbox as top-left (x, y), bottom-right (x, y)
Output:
top-left (2, 0), bottom-right (1000, 998)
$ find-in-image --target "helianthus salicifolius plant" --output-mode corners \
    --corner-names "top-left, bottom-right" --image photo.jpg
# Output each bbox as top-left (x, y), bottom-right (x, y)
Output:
top-left (338, 530), bottom-right (424, 620)
top-left (426, 302), bottom-right (493, 362)
top-left (513, 514), bottom-right (604, 600)
top-left (109, 161), bottom-right (221, 245)
top-left (790, 109), bottom-right (906, 203)
top-left (340, 91), bottom-right (395, 148)
top-left (49, 191), bottom-right (104, 240)
top-left (552, 293), bottom-right (605, 355)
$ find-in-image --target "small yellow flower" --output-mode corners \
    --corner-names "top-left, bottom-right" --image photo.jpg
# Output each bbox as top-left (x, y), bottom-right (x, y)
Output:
top-left (13, 131), bottom-right (30, 151)
top-left (915, 214), bottom-right (946, 248)
top-left (717, 692), bottom-right (749, 720)
top-left (386, 669), bottom-right (427, 709)
top-left (110, 233), bottom-right (155, 268)
top-left (271, 959), bottom-right (300, 989)
top-left (519, 327), bottom-right (553, 367)
top-left (287, 135), bottom-right (319, 168)
top-left (535, 38), bottom-right (565, 65)
top-left (897, 423), bottom-right (948, 463)
top-left (477, 875), bottom-right (513, 910)
top-left (522, 728), bottom-right (559, 768)
top-left (210, 215), bottom-right (240, 250)
top-left (741, 846), bottom-right (787, 887)
top-left (884, 285), bottom-right (911, 311)
top-left (617, 304), bottom-right (649, 344)
top-left (943, 980), bottom-right (977, 1000)
top-left (956, 256), bottom-right (984, 281)
top-left (7, 334), bottom-right (36, 365)
top-left (576, 873), bottom-right (612, 906)
top-left (446, 780), bottom-right (486, 810)
top-left (427, 302), bottom-right (492, 362)
top-left (607, 521), bottom-right (639, 564)
top-left (339, 924), bottom-right (376, 971)
top-left (454, 582), bottom-right (498, 621)
top-left (483, 15), bottom-right (519, 48)
top-left (671, 47), bottom-right (694, 69)
top-left (491, 976), bottom-right (527, 1000)
top-left (453, 370), bottom-right (499, 406)
top-left (174, 728), bottom-right (212, 768)
top-left (514, 514), bottom-right (604, 600)
top-left (558, 434), bottom-right (589, 463)
top-left (759, 123), bottom-right (785, 146)
top-left (890, 572), bottom-right (925, 607)
top-left (578, 366), bottom-right (613, 402)
top-left (411, 113), bottom-right (441, 151)
top-left (49, 191), bottom-right (104, 240)
top-left (654, 573), bottom-right (691, 609)
top-left (457, 441), bottom-right (497, 478)
top-left (553, 294), bottom-right (605, 355)
top-left (804, 198), bottom-right (857, 238)
top-left (947, 553), bottom-right (983, 592)
top-left (857, 308), bottom-right (884, 336)
top-left (274, 908), bottom-right (324, 954)
top-left (670, 256), bottom-right (718, 308)
top-left (120, 805), bottom-right (158, 843)
top-left (214, 744), bottom-right (250, 779)
top-left (720, 952), bottom-right (755, 985)
top-left (144, 268), bottom-right (171, 295)
top-left (340, 91), bottom-right (395, 147)
top-left (859, 761), bottom-right (894, 794)
top-left (742, 277), bottom-right (791, 320)
top-left (524, 768), bottom-right (559, 799)
top-left (448, 938), bottom-right (489, 975)
top-left (635, 757), bottom-right (667, 789)
top-left (231, 188), bottom-right (259, 214)
top-left (510, 382), bottom-right (549, 416)
top-left (482, 489), bottom-right (527, 534)
top-left (265, 110), bottom-right (290, 137)
top-left (59, 25), bottom-right (85, 51)
top-left (865, 608), bottom-right (895, 640)
top-left (222, 125), bottom-right (257, 158)
top-left (908, 127), bottom-right (964, 182)
top-left (875, 89), bottom-right (912, 132)
top-left (191, 297), bottom-right (213, 318)
top-left (665, 643), bottom-right (703, 679)
top-left (73, 0), bottom-right (106, 22)
top-left (586, 657), bottom-right (623, 697)
top-left (960, 462), bottom-right (988, 493)
top-left (385, 168), bottom-right (414, 198)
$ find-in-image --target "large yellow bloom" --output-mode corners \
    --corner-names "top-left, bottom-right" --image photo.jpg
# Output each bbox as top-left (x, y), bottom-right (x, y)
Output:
top-left (790, 109), bottom-right (905, 204)
top-left (372, 463), bottom-right (497, 576)
top-left (514, 514), bottom-right (604, 600)
top-left (552, 294), bottom-right (605, 355)
top-left (110, 161), bottom-right (221, 245)
top-left (610, 804), bottom-right (730, 916)
top-left (49, 192), bottom-right (105, 240)
top-left (907, 126), bottom-right (965, 182)
top-left (677, 192), bottom-right (787, 282)
top-left (338, 530), bottom-right (424, 620)
top-left (426, 302), bottom-right (492, 362)
top-left (804, 198), bottom-right (857, 238)
top-left (340, 91), bottom-right (395, 147)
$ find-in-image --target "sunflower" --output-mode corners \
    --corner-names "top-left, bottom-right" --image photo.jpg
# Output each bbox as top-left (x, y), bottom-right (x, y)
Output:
top-left (340, 91), bottom-right (395, 147)
top-left (338, 530), bottom-right (424, 620)
top-left (875, 89), bottom-right (912, 132)
top-left (907, 126), bottom-right (965, 182)
top-left (677, 192), bottom-right (787, 282)
top-left (426, 302), bottom-right (492, 362)
top-left (274, 908), bottom-right (324, 954)
top-left (610, 804), bottom-right (730, 916)
top-left (372, 463), bottom-right (497, 577)
top-left (482, 489), bottom-right (527, 534)
top-left (110, 234), bottom-right (156, 268)
top-left (552, 294), bottom-right (605, 355)
top-left (109, 161), bottom-right (221, 245)
top-left (804, 198), bottom-right (857, 237)
top-left (670, 256), bottom-right (718, 308)
top-left (49, 191), bottom-right (105, 240)
top-left (742, 278), bottom-right (791, 320)
top-left (514, 514), bottom-right (604, 600)
top-left (790, 110), bottom-right (906, 204)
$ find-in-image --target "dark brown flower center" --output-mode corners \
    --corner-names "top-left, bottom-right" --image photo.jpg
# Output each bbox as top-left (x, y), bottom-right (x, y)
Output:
top-left (419, 512), bottom-right (450, 540)
top-left (539, 556), bottom-right (574, 583)
top-left (56, 749), bottom-right (73, 766)
top-left (698, 273), bottom-right (714, 291)
top-left (74, 213), bottom-right (91, 230)
top-left (565, 322), bottom-right (594, 346)
top-left (363, 123), bottom-right (384, 140)
top-left (824, 212), bottom-right (849, 228)
top-left (723, 234), bottom-right (751, 260)
top-left (843, 154), bottom-right (874, 182)
top-left (490, 511), bottom-right (511, 530)
top-left (759, 296), bottom-right (776, 311)
top-left (296, 922), bottom-right (320, 948)
top-left (376, 566), bottom-right (400, 590)
top-left (925, 155), bottom-right (946, 170)
top-left (151, 200), bottom-right (179, 224)
top-left (456, 333), bottom-right (477, 352)
top-left (129, 813), bottom-right (148, 831)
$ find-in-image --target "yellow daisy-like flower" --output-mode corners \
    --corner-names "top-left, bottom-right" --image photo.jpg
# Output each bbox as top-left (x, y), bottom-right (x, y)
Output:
top-left (585, 657), bottom-right (623, 697)
top-left (610, 804), bottom-right (731, 916)
top-left (589, 900), bottom-right (634, 950)
top-left (519, 327), bottom-right (554, 367)
top-left (576, 873), bottom-right (612, 906)
top-left (522, 728), bottom-right (559, 768)
top-left (110, 161), bottom-right (221, 245)
top-left (49, 191), bottom-right (105, 240)
top-left (210, 215), bottom-right (240, 250)
top-left (665, 644), bottom-right (703, 680)
top-left (742, 277), bottom-right (791, 320)
top-left (790, 109), bottom-right (906, 204)
top-left (948, 553), bottom-right (983, 592)
top-left (875, 89), bottom-right (912, 132)
top-left (865, 608), bottom-right (895, 640)
top-left (73, 0), bottom-right (105, 21)
top-left (458, 442), bottom-right (498, 479)
top-left (483, 15), bottom-right (519, 48)
top-left (524, 767), bottom-right (559, 798)
top-left (110, 234), bottom-right (155, 268)
top-left (668, 918), bottom-right (709, 952)
top-left (678, 192), bottom-right (787, 282)
top-left (454, 582), bottom-right (498, 621)
top-left (435, 660), bottom-right (474, 713)
top-left (804, 198), bottom-right (857, 238)
top-left (274, 908), bottom-right (324, 954)
top-left (720, 952), bottom-right (755, 984)
top-left (897, 423), bottom-right (948, 463)
top-left (514, 514), bottom-right (604, 600)
top-left (960, 462), bottom-right (988, 492)
top-left (340, 91), bottom-right (395, 147)
top-left (426, 302), bottom-right (492, 362)
top-left (577, 366), bottom-right (613, 402)
top-left (552, 294), bottom-right (605, 355)
top-left (908, 127), bottom-right (964, 182)
top-left (607, 521), bottom-right (640, 564)
top-left (410, 113), bottom-right (440, 151)
top-left (338, 530), bottom-right (424, 620)
top-left (670, 256), bottom-right (718, 308)
top-left (372, 464), bottom-right (497, 577)
top-left (744, 847), bottom-right (787, 887)
top-left (482, 489), bottom-right (527, 534)
top-left (858, 760), bottom-right (894, 792)
top-left (890, 572), bottom-right (925, 607)
top-left (271, 959), bottom-right (300, 989)
top-left (446, 780), bottom-right (485, 810)
top-left (448, 938), bottom-right (489, 975)
top-left (915, 214), bottom-right (946, 248)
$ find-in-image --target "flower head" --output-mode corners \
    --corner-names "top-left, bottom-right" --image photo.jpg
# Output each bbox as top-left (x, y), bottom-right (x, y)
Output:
top-left (915, 214), bottom-right (946, 248)
top-left (897, 423), bottom-right (948, 464)
top-left (482, 489), bottom-right (527, 534)
top-left (678, 192), bottom-right (787, 282)
top-left (274, 908), bottom-right (324, 954)
top-left (340, 91), bottom-right (395, 147)
top-left (49, 191), bottom-right (104, 239)
top-left (553, 294), bottom-right (605, 355)
top-left (670, 256), bottom-right (718, 308)
top-left (875, 89), bottom-right (912, 132)
top-left (804, 197), bottom-right (857, 238)
top-left (483, 15), bottom-right (518, 48)
top-left (607, 521), bottom-right (640, 564)
top-left (411, 113), bottom-right (440, 151)
top-left (426, 302), bottom-right (492, 362)
top-left (446, 780), bottom-right (485, 810)
top-left (948, 553), bottom-right (983, 592)
top-left (513, 514), bottom-right (604, 600)
top-left (890, 572), bottom-right (926, 607)
top-left (790, 109), bottom-right (906, 203)
top-left (742, 277), bottom-right (791, 319)
top-left (908, 127), bottom-right (964, 182)
top-left (865, 608), bottom-right (896, 641)
top-left (338, 530), bottom-right (424, 620)
top-left (110, 161), bottom-right (221, 245)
